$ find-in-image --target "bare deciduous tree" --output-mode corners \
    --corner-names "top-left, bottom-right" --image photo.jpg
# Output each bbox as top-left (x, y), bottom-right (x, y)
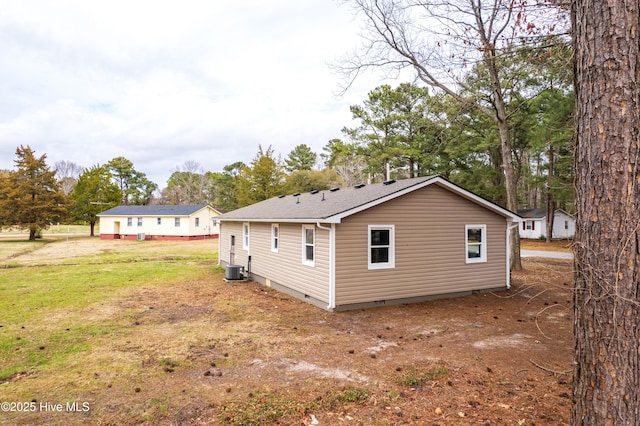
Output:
top-left (333, 156), bottom-right (368, 187)
top-left (54, 160), bottom-right (83, 195)
top-left (165, 161), bottom-right (208, 205)
top-left (336, 0), bottom-right (570, 269)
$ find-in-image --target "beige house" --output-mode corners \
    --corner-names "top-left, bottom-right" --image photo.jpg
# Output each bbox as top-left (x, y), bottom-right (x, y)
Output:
top-left (217, 176), bottom-right (521, 311)
top-left (98, 204), bottom-right (220, 240)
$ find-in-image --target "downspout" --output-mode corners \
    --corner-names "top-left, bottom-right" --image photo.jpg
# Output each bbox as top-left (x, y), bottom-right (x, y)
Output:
top-left (217, 221), bottom-right (221, 266)
top-left (506, 222), bottom-right (520, 289)
top-left (246, 224), bottom-right (251, 280)
top-left (316, 222), bottom-right (336, 310)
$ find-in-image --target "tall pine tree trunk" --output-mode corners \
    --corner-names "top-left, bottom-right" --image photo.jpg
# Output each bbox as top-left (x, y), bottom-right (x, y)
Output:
top-left (572, 0), bottom-right (640, 423)
top-left (545, 144), bottom-right (555, 243)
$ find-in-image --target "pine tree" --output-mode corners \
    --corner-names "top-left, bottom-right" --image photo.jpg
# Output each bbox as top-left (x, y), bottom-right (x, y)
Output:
top-left (285, 144), bottom-right (317, 172)
top-left (572, 0), bottom-right (640, 421)
top-left (106, 156), bottom-right (157, 205)
top-left (235, 146), bottom-right (285, 207)
top-left (0, 146), bottom-right (67, 240)
top-left (69, 165), bottom-right (121, 236)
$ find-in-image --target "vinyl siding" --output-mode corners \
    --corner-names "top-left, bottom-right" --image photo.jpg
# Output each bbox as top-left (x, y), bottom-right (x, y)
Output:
top-left (520, 219), bottom-right (544, 239)
top-left (219, 222), bottom-right (248, 267)
top-left (220, 222), bottom-right (331, 304)
top-left (334, 184), bottom-right (507, 306)
top-left (99, 207), bottom-right (219, 238)
top-left (519, 211), bottom-right (575, 240)
top-left (552, 211), bottom-right (575, 239)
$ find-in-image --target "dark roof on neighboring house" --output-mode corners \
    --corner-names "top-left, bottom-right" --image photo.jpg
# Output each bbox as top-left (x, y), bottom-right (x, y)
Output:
top-left (218, 176), bottom-right (521, 224)
top-left (517, 208), bottom-right (547, 219)
top-left (517, 208), bottom-right (574, 219)
top-left (97, 204), bottom-right (213, 217)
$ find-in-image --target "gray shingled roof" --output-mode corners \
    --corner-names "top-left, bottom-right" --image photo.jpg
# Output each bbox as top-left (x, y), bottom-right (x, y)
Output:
top-left (219, 176), bottom-right (521, 223)
top-left (517, 208), bottom-right (574, 219)
top-left (517, 208), bottom-right (547, 219)
top-left (97, 204), bottom-right (210, 217)
top-left (218, 176), bottom-right (442, 222)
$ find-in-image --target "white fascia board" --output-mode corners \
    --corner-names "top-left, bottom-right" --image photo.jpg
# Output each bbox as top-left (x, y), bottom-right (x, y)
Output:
top-left (217, 218), bottom-right (335, 224)
top-left (196, 205), bottom-right (222, 216)
top-left (99, 213), bottom-right (196, 218)
top-left (555, 208), bottom-right (574, 218)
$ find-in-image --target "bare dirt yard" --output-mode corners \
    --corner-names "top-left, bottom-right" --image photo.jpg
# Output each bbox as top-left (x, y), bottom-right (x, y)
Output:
top-left (1, 238), bottom-right (573, 425)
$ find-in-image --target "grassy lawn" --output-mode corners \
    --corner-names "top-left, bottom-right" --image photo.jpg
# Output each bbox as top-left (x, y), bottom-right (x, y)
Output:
top-left (0, 238), bottom-right (219, 424)
top-left (1, 261), bottom-right (199, 367)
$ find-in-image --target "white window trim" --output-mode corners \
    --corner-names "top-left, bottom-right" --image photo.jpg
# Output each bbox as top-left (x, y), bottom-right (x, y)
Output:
top-left (243, 222), bottom-right (250, 250)
top-left (465, 224), bottom-right (487, 264)
top-left (368, 225), bottom-right (395, 270)
top-left (175, 217), bottom-right (181, 227)
top-left (137, 217), bottom-right (143, 227)
top-left (302, 225), bottom-right (315, 267)
top-left (271, 224), bottom-right (279, 253)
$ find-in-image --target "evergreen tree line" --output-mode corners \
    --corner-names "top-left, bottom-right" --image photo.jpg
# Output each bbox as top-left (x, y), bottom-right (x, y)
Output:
top-left (0, 37), bottom-right (573, 240)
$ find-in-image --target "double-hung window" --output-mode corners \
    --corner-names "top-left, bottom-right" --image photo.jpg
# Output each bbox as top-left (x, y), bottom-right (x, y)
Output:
top-left (465, 225), bottom-right (487, 263)
top-left (243, 223), bottom-right (250, 250)
top-left (137, 217), bottom-right (143, 227)
top-left (368, 225), bottom-right (395, 269)
top-left (157, 217), bottom-right (161, 225)
top-left (302, 225), bottom-right (315, 266)
top-left (175, 218), bottom-right (181, 227)
top-left (271, 224), bottom-right (279, 253)
top-left (195, 217), bottom-right (200, 227)
top-left (127, 217), bottom-right (132, 227)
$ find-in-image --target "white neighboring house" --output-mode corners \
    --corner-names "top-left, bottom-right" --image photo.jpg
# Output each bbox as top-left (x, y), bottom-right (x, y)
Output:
top-left (97, 204), bottom-right (220, 240)
top-left (517, 208), bottom-right (575, 240)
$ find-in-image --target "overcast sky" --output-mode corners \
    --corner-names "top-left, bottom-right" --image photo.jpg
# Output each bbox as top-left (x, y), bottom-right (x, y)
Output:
top-left (0, 0), bottom-right (396, 189)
